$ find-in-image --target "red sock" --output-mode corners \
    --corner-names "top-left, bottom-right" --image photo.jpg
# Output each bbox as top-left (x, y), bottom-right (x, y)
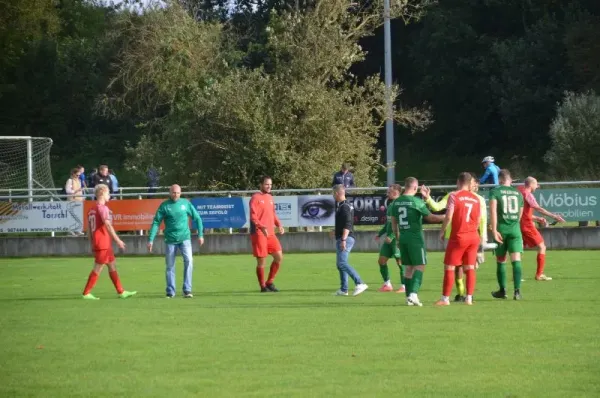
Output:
top-left (266, 262), bottom-right (280, 285)
top-left (256, 267), bottom-right (265, 288)
top-left (536, 253), bottom-right (546, 277)
top-left (465, 268), bottom-right (476, 296)
top-left (109, 270), bottom-right (124, 294)
top-left (442, 268), bottom-right (455, 297)
top-left (83, 271), bottom-right (99, 295)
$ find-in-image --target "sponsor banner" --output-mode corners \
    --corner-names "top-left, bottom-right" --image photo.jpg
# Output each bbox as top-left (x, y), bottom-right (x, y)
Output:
top-left (348, 194), bottom-right (389, 225)
top-left (297, 195), bottom-right (335, 227)
top-left (83, 199), bottom-right (163, 231)
top-left (242, 196), bottom-right (299, 228)
top-left (190, 197), bottom-right (246, 229)
top-left (0, 201), bottom-right (84, 233)
top-left (533, 188), bottom-right (600, 222)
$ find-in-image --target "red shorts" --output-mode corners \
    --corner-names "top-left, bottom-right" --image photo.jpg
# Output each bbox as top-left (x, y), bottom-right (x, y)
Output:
top-left (522, 227), bottom-right (544, 248)
top-left (251, 234), bottom-right (282, 258)
top-left (444, 237), bottom-right (479, 266)
top-left (94, 248), bottom-right (115, 265)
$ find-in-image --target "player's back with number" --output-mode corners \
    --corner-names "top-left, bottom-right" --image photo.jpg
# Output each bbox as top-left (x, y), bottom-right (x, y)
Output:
top-left (88, 204), bottom-right (112, 250)
top-left (449, 191), bottom-right (481, 241)
top-left (489, 185), bottom-right (523, 233)
top-left (394, 195), bottom-right (430, 244)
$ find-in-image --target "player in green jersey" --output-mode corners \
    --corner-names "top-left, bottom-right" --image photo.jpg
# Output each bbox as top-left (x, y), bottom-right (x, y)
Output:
top-left (375, 184), bottom-right (405, 293)
top-left (489, 169), bottom-right (525, 300)
top-left (391, 177), bottom-right (444, 306)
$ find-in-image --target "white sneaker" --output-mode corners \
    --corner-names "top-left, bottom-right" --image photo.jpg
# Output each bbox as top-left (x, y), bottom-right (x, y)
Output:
top-left (334, 289), bottom-right (348, 296)
top-left (352, 284), bottom-right (369, 296)
top-left (184, 293), bottom-right (193, 298)
top-left (407, 293), bottom-right (423, 307)
top-left (535, 274), bottom-right (553, 281)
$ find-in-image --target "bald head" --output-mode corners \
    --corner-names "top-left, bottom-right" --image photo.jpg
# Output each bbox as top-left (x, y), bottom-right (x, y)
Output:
top-left (524, 176), bottom-right (539, 192)
top-left (170, 184), bottom-right (182, 200)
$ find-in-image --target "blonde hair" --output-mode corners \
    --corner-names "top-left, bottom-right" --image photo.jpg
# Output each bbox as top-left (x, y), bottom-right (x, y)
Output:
top-left (95, 183), bottom-right (109, 198)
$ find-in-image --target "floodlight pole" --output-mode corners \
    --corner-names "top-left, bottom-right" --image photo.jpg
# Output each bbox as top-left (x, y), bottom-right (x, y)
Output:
top-left (383, 0), bottom-right (395, 186)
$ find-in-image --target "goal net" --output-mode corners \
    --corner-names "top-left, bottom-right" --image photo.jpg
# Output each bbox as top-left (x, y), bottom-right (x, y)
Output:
top-left (0, 137), bottom-right (56, 198)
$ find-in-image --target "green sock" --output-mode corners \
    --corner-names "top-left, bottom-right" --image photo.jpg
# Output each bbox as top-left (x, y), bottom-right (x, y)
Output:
top-left (412, 270), bottom-right (424, 294)
top-left (404, 278), bottom-right (413, 297)
top-left (496, 262), bottom-right (507, 290)
top-left (379, 264), bottom-right (389, 283)
top-left (398, 263), bottom-right (405, 286)
top-left (512, 261), bottom-right (522, 290)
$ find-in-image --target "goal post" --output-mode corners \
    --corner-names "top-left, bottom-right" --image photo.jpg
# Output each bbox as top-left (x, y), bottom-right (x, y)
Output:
top-left (0, 136), bottom-right (56, 202)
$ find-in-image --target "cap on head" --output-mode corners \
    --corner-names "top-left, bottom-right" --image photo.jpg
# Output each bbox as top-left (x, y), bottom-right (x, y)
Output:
top-left (482, 156), bottom-right (495, 163)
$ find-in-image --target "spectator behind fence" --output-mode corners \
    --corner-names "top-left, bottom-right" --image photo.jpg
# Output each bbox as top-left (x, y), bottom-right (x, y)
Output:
top-left (147, 166), bottom-right (160, 196)
top-left (479, 156), bottom-right (500, 186)
top-left (65, 167), bottom-right (85, 236)
top-left (332, 162), bottom-right (355, 188)
top-left (109, 169), bottom-right (119, 196)
top-left (78, 165), bottom-right (87, 190)
top-left (93, 165), bottom-right (113, 195)
top-left (88, 167), bottom-right (98, 188)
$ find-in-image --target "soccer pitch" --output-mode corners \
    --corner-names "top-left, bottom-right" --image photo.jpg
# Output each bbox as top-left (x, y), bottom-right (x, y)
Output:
top-left (1, 251), bottom-right (599, 397)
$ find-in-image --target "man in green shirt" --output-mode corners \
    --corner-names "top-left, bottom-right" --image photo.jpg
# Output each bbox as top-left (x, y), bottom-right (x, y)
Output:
top-left (147, 184), bottom-right (204, 298)
top-left (489, 169), bottom-right (524, 300)
top-left (392, 177), bottom-right (444, 306)
top-left (375, 184), bottom-right (405, 293)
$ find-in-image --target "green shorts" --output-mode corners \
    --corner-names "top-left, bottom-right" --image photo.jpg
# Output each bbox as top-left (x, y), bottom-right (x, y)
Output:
top-left (399, 242), bottom-right (427, 266)
top-left (494, 228), bottom-right (523, 258)
top-left (379, 240), bottom-right (400, 260)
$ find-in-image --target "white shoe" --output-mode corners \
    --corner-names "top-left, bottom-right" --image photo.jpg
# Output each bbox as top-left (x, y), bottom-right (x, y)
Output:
top-left (536, 274), bottom-right (552, 281)
top-left (352, 284), bottom-right (369, 296)
top-left (334, 289), bottom-right (348, 296)
top-left (407, 293), bottom-right (423, 307)
top-left (184, 293), bottom-right (193, 298)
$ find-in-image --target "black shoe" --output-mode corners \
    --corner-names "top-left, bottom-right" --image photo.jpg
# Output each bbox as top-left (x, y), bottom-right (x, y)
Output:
top-left (260, 287), bottom-right (269, 293)
top-left (266, 283), bottom-right (279, 292)
top-left (491, 289), bottom-right (507, 299)
top-left (513, 289), bottom-right (522, 300)
top-left (454, 294), bottom-right (466, 302)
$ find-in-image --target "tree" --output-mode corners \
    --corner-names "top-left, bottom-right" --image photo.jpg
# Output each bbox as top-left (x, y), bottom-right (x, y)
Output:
top-left (102, 0), bottom-right (431, 189)
top-left (544, 90), bottom-right (600, 179)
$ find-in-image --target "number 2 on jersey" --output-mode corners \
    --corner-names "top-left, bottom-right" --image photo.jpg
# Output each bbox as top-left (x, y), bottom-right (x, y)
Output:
top-left (501, 195), bottom-right (519, 214)
top-left (397, 207), bottom-right (408, 226)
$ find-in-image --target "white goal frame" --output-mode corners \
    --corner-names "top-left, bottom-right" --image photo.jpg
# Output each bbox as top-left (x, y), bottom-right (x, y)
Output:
top-left (0, 136), bottom-right (54, 203)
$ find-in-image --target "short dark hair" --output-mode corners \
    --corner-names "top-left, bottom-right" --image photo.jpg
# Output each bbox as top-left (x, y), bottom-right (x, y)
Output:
top-left (260, 175), bottom-right (272, 184)
top-left (499, 169), bottom-right (512, 182)
top-left (99, 165), bottom-right (108, 171)
top-left (341, 162), bottom-right (351, 170)
top-left (404, 177), bottom-right (418, 189)
top-left (457, 172), bottom-right (473, 185)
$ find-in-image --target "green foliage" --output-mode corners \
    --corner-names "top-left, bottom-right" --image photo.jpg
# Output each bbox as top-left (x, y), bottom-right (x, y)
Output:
top-left (104, 0), bottom-right (431, 190)
top-left (544, 90), bottom-right (600, 179)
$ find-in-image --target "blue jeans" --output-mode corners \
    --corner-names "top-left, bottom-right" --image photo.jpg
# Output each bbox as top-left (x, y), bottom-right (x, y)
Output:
top-left (165, 240), bottom-right (193, 296)
top-left (336, 236), bottom-right (363, 292)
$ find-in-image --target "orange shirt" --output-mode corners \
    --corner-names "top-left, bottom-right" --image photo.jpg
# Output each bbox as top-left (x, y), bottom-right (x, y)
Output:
top-left (249, 192), bottom-right (281, 235)
top-left (88, 204), bottom-right (112, 250)
top-left (518, 186), bottom-right (538, 228)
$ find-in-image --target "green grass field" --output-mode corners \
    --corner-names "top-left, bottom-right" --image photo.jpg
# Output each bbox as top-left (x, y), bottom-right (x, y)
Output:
top-left (1, 251), bottom-right (599, 397)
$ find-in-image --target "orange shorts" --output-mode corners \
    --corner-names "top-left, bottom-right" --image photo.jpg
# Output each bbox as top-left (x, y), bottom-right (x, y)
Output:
top-left (251, 234), bottom-right (282, 258)
top-left (94, 248), bottom-right (115, 265)
top-left (522, 227), bottom-right (544, 248)
top-left (444, 237), bottom-right (479, 266)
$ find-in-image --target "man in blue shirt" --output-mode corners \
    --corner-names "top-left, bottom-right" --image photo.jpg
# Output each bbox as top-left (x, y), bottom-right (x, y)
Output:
top-left (332, 163), bottom-right (355, 188)
top-left (480, 156), bottom-right (500, 186)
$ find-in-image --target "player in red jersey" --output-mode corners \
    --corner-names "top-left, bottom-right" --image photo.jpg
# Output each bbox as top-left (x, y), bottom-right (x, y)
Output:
top-left (435, 172), bottom-right (482, 306)
top-left (518, 177), bottom-right (565, 281)
top-left (249, 176), bottom-right (284, 293)
top-left (81, 184), bottom-right (136, 300)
